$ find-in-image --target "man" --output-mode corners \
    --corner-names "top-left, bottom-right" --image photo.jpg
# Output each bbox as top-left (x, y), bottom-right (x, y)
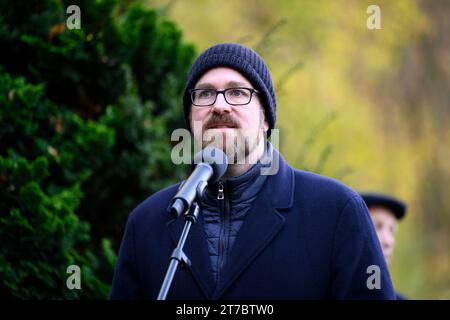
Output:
top-left (110, 43), bottom-right (395, 299)
top-left (360, 192), bottom-right (408, 300)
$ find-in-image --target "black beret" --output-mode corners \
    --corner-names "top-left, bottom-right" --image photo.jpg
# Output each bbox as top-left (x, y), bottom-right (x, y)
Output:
top-left (359, 192), bottom-right (407, 220)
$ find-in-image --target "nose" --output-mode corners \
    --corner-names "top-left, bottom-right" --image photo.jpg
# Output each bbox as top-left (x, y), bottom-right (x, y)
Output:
top-left (211, 92), bottom-right (232, 114)
top-left (379, 229), bottom-right (394, 251)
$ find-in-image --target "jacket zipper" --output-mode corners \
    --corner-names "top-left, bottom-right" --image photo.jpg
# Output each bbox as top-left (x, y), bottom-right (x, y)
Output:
top-left (217, 180), bottom-right (229, 282)
top-left (217, 181), bottom-right (224, 200)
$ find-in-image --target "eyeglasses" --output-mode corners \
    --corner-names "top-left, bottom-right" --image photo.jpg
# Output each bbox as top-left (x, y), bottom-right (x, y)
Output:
top-left (190, 87), bottom-right (259, 106)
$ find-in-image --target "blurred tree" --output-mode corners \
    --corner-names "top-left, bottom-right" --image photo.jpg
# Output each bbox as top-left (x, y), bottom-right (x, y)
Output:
top-left (0, 0), bottom-right (194, 298)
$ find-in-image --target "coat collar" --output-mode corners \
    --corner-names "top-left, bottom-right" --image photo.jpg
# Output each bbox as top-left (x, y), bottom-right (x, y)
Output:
top-left (167, 148), bottom-right (294, 299)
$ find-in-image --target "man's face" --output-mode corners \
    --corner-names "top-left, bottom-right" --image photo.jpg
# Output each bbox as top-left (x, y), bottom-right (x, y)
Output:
top-left (368, 206), bottom-right (398, 265)
top-left (190, 67), bottom-right (269, 163)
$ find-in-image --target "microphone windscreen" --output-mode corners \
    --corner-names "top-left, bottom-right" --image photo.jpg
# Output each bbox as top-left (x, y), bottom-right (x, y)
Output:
top-left (193, 147), bottom-right (228, 183)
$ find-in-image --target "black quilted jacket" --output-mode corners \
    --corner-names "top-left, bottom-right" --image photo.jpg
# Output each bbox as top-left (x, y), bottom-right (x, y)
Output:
top-left (200, 162), bottom-right (268, 285)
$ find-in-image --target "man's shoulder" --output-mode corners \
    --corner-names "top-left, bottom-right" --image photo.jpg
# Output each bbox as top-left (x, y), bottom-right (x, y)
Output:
top-left (290, 167), bottom-right (361, 209)
top-left (128, 182), bottom-right (181, 224)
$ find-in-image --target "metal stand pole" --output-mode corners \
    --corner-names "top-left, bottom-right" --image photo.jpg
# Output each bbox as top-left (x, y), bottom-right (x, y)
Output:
top-left (157, 203), bottom-right (200, 300)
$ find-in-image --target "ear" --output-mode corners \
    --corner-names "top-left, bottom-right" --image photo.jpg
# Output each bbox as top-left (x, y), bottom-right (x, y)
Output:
top-left (263, 120), bottom-right (269, 132)
top-left (259, 106), bottom-right (269, 132)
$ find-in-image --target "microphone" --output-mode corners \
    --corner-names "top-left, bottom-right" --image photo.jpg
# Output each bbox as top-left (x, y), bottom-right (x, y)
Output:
top-left (168, 147), bottom-right (228, 217)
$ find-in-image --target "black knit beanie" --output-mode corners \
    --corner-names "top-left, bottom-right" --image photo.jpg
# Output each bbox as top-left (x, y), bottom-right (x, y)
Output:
top-left (183, 43), bottom-right (277, 136)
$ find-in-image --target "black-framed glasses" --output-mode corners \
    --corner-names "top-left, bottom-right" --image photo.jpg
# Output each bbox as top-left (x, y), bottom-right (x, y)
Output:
top-left (190, 87), bottom-right (259, 106)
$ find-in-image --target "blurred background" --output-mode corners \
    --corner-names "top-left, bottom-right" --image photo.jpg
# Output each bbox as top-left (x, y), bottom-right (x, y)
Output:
top-left (0, 0), bottom-right (449, 299)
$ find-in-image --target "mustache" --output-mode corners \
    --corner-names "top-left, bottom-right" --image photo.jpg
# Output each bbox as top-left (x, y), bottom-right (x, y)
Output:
top-left (203, 114), bottom-right (240, 130)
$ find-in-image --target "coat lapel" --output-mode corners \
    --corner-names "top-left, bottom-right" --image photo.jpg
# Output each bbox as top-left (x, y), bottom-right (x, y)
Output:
top-left (212, 151), bottom-right (295, 299)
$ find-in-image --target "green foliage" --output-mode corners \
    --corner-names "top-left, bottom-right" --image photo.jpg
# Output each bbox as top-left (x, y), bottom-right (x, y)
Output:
top-left (0, 0), bottom-right (195, 298)
top-left (0, 72), bottom-right (114, 299)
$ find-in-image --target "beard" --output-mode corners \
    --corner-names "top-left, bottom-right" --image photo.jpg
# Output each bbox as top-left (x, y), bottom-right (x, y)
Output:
top-left (201, 128), bottom-right (263, 165)
top-left (191, 110), bottom-right (266, 165)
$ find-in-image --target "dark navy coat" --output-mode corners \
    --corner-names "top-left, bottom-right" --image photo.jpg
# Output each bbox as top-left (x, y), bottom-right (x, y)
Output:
top-left (110, 151), bottom-right (395, 299)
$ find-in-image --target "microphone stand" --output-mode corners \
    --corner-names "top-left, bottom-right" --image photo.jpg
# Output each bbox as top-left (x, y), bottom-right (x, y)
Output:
top-left (157, 201), bottom-right (201, 300)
